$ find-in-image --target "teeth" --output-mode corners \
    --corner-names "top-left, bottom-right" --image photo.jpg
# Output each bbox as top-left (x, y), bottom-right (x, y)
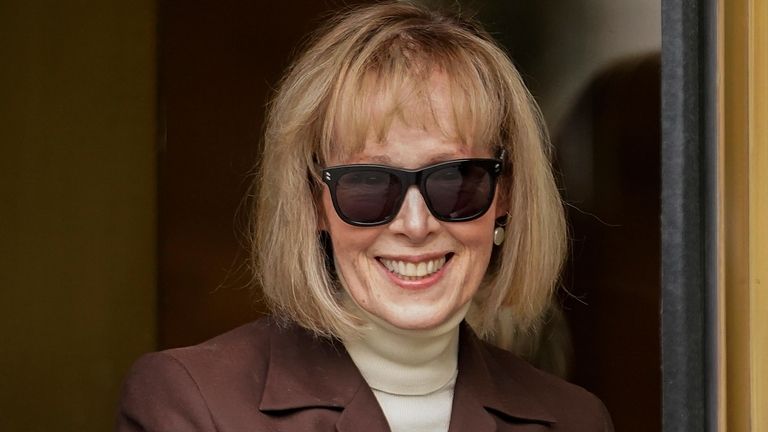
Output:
top-left (416, 262), bottom-right (426, 276)
top-left (406, 262), bottom-right (416, 276)
top-left (380, 256), bottom-right (447, 279)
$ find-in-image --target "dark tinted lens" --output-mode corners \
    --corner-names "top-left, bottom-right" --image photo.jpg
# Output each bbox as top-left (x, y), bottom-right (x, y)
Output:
top-left (425, 163), bottom-right (492, 219)
top-left (335, 170), bottom-right (402, 223)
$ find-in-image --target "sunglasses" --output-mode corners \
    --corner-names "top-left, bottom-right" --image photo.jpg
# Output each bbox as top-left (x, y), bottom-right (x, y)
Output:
top-left (322, 158), bottom-right (502, 227)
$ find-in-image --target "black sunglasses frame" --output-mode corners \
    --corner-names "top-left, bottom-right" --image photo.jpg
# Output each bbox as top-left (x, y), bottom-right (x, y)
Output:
top-left (322, 158), bottom-right (503, 227)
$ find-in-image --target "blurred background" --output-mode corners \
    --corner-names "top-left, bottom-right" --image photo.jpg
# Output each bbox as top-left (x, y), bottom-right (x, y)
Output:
top-left (0, 0), bottom-right (660, 430)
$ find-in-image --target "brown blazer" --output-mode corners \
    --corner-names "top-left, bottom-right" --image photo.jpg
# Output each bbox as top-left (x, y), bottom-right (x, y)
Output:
top-left (117, 318), bottom-right (613, 431)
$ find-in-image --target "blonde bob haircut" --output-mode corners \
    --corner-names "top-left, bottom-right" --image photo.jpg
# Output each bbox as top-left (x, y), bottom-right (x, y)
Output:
top-left (252, 1), bottom-right (566, 341)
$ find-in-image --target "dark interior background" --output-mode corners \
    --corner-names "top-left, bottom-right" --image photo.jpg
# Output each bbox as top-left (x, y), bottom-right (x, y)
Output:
top-left (158, 0), bottom-right (372, 348)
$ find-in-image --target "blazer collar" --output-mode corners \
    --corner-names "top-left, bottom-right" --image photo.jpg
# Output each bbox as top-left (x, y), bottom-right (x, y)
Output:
top-left (450, 323), bottom-right (557, 431)
top-left (258, 321), bottom-right (391, 431)
top-left (258, 320), bottom-right (556, 431)
top-left (258, 321), bottom-right (366, 410)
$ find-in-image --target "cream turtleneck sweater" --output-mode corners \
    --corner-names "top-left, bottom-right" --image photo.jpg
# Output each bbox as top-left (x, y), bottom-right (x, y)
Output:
top-left (341, 299), bottom-right (470, 432)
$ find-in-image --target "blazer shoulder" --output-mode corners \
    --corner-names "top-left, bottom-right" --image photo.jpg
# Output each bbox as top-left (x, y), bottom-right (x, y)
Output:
top-left (163, 318), bottom-right (274, 372)
top-left (117, 350), bottom-right (218, 431)
top-left (116, 318), bottom-right (279, 432)
top-left (481, 341), bottom-right (614, 431)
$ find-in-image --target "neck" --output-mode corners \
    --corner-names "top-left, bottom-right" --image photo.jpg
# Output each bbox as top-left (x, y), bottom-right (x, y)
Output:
top-left (342, 298), bottom-right (469, 395)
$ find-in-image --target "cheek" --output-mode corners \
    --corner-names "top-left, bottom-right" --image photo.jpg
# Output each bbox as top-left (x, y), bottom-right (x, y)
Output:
top-left (328, 228), bottom-right (377, 262)
top-left (452, 216), bottom-right (496, 250)
top-left (322, 191), bottom-right (381, 268)
top-left (448, 219), bottom-right (496, 278)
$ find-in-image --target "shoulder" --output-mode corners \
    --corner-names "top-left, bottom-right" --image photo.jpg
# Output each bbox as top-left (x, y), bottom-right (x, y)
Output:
top-left (478, 339), bottom-right (614, 431)
top-left (151, 318), bottom-right (275, 374)
top-left (116, 318), bottom-right (291, 432)
top-left (130, 318), bottom-right (276, 389)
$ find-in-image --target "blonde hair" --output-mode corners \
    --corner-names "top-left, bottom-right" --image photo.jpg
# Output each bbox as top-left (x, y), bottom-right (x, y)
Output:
top-left (252, 1), bottom-right (566, 340)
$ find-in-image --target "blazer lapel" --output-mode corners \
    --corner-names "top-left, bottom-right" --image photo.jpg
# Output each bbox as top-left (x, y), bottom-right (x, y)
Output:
top-left (449, 377), bottom-right (498, 432)
top-left (335, 383), bottom-right (391, 432)
top-left (448, 323), bottom-right (557, 432)
top-left (258, 321), bottom-right (391, 432)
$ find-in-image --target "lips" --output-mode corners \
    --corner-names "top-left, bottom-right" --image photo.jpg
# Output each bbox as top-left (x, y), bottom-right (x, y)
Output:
top-left (377, 254), bottom-right (452, 281)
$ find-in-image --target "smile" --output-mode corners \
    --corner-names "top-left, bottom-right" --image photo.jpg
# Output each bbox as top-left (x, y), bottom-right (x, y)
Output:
top-left (378, 254), bottom-right (451, 281)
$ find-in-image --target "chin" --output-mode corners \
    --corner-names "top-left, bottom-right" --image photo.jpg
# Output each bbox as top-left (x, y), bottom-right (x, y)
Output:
top-left (379, 307), bottom-right (451, 331)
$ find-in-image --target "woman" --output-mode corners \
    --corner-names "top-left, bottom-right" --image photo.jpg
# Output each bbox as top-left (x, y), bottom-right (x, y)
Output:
top-left (118, 2), bottom-right (613, 431)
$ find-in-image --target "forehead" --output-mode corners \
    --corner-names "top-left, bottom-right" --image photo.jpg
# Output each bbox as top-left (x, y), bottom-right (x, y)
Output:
top-left (339, 116), bottom-right (500, 169)
top-left (326, 70), bottom-right (494, 166)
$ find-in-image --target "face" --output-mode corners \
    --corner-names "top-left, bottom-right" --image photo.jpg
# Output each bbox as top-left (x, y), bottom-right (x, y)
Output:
top-left (320, 79), bottom-right (503, 330)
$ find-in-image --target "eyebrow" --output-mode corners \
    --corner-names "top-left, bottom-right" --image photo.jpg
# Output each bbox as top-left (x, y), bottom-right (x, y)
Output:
top-left (367, 155), bottom-right (392, 164)
top-left (362, 152), bottom-right (467, 166)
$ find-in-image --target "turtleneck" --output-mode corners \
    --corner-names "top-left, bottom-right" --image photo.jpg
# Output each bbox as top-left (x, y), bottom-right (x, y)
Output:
top-left (341, 297), bottom-right (470, 396)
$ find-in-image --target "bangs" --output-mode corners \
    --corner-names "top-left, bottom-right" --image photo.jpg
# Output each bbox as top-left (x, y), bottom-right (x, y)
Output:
top-left (316, 35), bottom-right (507, 165)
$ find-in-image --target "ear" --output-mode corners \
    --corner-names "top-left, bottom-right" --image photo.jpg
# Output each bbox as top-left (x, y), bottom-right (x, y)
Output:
top-left (317, 211), bottom-right (329, 231)
top-left (494, 188), bottom-right (509, 220)
top-left (315, 187), bottom-right (330, 231)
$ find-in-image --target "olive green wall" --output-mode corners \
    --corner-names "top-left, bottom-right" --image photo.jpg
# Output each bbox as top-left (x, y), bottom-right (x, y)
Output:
top-left (0, 1), bottom-right (156, 430)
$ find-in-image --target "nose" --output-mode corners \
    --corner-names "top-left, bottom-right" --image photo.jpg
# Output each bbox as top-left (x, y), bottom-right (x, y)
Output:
top-left (387, 186), bottom-right (440, 242)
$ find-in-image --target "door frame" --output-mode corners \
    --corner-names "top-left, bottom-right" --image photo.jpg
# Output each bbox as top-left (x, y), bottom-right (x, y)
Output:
top-left (660, 0), bottom-right (719, 430)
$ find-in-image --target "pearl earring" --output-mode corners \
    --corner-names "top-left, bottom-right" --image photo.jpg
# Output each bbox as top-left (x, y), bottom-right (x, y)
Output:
top-left (493, 226), bottom-right (505, 246)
